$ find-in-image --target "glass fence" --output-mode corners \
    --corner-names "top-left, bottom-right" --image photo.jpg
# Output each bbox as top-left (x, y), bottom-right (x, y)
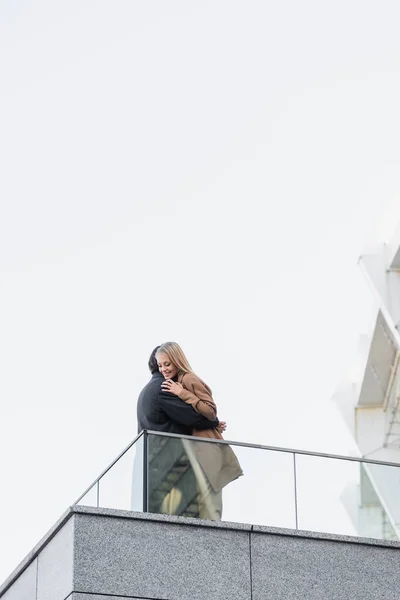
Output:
top-left (74, 431), bottom-right (400, 541)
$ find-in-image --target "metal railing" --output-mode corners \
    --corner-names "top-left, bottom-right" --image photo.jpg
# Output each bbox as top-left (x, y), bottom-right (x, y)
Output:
top-left (73, 430), bottom-right (400, 541)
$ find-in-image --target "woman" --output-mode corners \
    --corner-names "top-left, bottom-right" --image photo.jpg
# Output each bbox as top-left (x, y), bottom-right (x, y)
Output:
top-left (156, 342), bottom-right (243, 520)
top-left (156, 341), bottom-right (224, 435)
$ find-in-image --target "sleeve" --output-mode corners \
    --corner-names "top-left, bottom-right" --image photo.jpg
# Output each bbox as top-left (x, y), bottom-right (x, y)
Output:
top-left (158, 389), bottom-right (219, 430)
top-left (177, 375), bottom-right (217, 420)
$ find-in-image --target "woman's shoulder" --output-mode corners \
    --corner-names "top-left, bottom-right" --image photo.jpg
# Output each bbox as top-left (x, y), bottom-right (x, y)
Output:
top-left (180, 371), bottom-right (199, 384)
top-left (180, 372), bottom-right (205, 386)
top-left (180, 372), bottom-right (211, 391)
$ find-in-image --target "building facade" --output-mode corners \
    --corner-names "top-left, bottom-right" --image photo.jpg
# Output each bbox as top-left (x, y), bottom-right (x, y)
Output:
top-left (334, 224), bottom-right (400, 540)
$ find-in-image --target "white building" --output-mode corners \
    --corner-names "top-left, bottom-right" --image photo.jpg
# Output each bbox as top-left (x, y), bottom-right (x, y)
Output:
top-left (335, 224), bottom-right (400, 540)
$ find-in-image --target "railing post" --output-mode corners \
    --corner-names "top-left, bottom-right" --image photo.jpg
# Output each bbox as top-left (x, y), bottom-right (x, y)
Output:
top-left (96, 480), bottom-right (100, 508)
top-left (143, 430), bottom-right (149, 512)
top-left (293, 452), bottom-right (298, 530)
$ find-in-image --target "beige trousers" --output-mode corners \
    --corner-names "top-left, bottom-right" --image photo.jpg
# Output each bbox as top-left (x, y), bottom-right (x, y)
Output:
top-left (182, 439), bottom-right (223, 521)
top-left (197, 477), bottom-right (223, 520)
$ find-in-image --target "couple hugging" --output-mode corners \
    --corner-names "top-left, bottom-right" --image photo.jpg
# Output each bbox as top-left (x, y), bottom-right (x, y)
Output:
top-left (137, 341), bottom-right (243, 520)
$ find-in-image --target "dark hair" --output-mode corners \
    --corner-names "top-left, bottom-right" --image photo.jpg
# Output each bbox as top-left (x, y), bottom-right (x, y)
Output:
top-left (148, 346), bottom-right (160, 374)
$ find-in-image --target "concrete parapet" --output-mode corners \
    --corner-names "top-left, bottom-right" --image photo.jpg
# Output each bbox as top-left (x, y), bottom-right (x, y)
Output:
top-left (1, 506), bottom-right (400, 600)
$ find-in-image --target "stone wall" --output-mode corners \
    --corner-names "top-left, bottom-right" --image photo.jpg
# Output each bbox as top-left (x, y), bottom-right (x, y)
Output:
top-left (1, 506), bottom-right (400, 600)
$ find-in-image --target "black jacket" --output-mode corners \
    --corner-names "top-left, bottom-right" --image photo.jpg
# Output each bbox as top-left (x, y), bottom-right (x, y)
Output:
top-left (137, 371), bottom-right (219, 435)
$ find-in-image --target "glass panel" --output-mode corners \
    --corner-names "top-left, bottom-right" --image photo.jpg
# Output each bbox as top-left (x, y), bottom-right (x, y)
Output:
top-left (295, 454), bottom-right (400, 540)
top-left (74, 431), bottom-right (400, 542)
top-left (98, 435), bottom-right (144, 511)
top-left (131, 434), bottom-right (144, 512)
top-left (359, 462), bottom-right (400, 541)
top-left (147, 434), bottom-right (198, 517)
top-left (76, 483), bottom-right (98, 508)
top-left (296, 454), bottom-right (360, 537)
top-left (147, 434), bottom-right (295, 528)
top-left (222, 445), bottom-right (295, 528)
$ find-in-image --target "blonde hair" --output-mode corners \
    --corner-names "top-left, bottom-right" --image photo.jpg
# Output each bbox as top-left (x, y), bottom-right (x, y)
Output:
top-left (156, 342), bottom-right (194, 375)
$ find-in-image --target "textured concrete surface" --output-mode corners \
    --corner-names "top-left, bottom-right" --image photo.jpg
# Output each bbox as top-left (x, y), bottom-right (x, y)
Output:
top-left (1, 559), bottom-right (37, 600)
top-left (72, 595), bottom-right (164, 600)
top-left (2, 507), bottom-right (400, 600)
top-left (251, 532), bottom-right (400, 600)
top-left (73, 513), bottom-right (251, 600)
top-left (0, 507), bottom-right (73, 598)
top-left (74, 504), bottom-right (253, 531)
top-left (36, 515), bottom-right (74, 600)
top-left (252, 521), bottom-right (400, 548)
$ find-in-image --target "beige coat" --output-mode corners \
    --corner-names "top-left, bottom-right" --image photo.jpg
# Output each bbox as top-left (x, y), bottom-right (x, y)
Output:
top-left (177, 372), bottom-right (243, 492)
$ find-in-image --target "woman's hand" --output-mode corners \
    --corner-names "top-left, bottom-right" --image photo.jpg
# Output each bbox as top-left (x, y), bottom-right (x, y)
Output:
top-left (161, 379), bottom-right (183, 396)
top-left (217, 421), bottom-right (227, 433)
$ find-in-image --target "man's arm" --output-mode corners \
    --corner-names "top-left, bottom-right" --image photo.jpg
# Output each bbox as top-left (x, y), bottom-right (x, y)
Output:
top-left (159, 389), bottom-right (219, 430)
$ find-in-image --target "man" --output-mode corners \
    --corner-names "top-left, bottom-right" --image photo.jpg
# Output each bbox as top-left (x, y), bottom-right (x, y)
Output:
top-left (137, 346), bottom-right (219, 434)
top-left (135, 346), bottom-right (219, 517)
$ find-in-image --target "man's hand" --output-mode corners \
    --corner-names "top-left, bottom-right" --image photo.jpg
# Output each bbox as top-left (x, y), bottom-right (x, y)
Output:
top-left (161, 379), bottom-right (183, 396)
top-left (216, 421), bottom-right (227, 433)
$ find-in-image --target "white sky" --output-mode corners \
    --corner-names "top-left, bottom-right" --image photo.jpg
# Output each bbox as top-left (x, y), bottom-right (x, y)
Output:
top-left (1, 0), bottom-right (400, 584)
